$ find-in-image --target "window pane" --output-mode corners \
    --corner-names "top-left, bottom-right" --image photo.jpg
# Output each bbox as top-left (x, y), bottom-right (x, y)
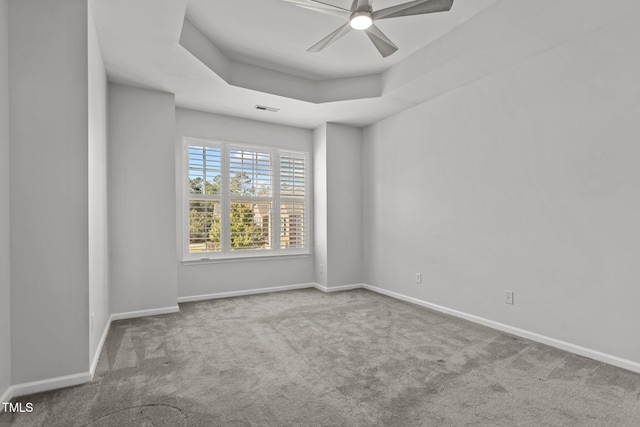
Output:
top-left (189, 146), bottom-right (221, 195)
top-left (188, 199), bottom-right (221, 253)
top-left (280, 202), bottom-right (305, 249)
top-left (230, 201), bottom-right (271, 251)
top-left (229, 149), bottom-right (271, 196)
top-left (280, 155), bottom-right (305, 198)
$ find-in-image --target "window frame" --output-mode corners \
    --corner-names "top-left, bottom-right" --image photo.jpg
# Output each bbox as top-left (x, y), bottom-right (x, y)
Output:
top-left (182, 137), bottom-right (310, 261)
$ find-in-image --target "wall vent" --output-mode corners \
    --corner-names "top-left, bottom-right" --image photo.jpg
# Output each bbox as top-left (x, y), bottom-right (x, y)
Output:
top-left (254, 105), bottom-right (280, 113)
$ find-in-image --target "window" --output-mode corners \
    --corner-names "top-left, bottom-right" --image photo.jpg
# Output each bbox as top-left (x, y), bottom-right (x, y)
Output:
top-left (183, 137), bottom-right (309, 260)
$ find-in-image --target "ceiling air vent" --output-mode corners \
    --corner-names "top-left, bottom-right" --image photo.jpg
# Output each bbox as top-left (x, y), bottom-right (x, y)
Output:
top-left (254, 105), bottom-right (280, 113)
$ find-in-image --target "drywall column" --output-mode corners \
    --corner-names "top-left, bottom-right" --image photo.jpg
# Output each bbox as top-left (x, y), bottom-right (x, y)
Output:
top-left (109, 84), bottom-right (178, 314)
top-left (88, 1), bottom-right (109, 369)
top-left (0, 0), bottom-right (11, 401)
top-left (313, 123), bottom-right (363, 288)
top-left (9, 0), bottom-right (90, 383)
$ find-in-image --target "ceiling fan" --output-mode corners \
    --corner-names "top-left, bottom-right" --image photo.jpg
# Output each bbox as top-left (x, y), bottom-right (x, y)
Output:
top-left (281, 0), bottom-right (454, 57)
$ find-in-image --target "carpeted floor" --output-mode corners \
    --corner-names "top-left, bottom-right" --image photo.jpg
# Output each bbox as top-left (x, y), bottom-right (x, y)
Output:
top-left (1, 288), bottom-right (639, 426)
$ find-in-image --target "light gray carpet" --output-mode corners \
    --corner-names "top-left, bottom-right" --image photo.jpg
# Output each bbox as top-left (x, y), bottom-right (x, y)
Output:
top-left (1, 288), bottom-right (639, 426)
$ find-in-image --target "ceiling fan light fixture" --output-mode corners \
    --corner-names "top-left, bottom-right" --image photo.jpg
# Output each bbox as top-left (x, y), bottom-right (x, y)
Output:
top-left (287, 0), bottom-right (454, 57)
top-left (350, 11), bottom-right (373, 30)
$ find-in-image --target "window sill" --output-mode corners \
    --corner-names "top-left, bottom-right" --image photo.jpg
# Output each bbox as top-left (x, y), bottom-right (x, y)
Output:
top-left (181, 252), bottom-right (312, 265)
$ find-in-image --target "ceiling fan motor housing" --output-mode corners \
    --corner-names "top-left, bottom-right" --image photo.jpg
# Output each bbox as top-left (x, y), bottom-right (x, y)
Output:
top-left (350, 11), bottom-right (373, 30)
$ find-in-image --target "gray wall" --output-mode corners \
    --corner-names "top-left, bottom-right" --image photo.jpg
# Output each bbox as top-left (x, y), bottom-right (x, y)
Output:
top-left (0, 0), bottom-right (10, 399)
top-left (313, 124), bottom-right (363, 288)
top-left (109, 84), bottom-right (178, 314)
top-left (9, 0), bottom-right (90, 383)
top-left (325, 124), bottom-right (362, 287)
top-left (175, 108), bottom-right (314, 298)
top-left (363, 15), bottom-right (640, 364)
top-left (88, 1), bottom-right (109, 365)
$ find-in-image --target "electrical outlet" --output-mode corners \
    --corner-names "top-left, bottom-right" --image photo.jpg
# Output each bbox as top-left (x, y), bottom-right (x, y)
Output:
top-left (319, 264), bottom-right (323, 273)
top-left (416, 273), bottom-right (422, 283)
top-left (91, 313), bottom-right (95, 332)
top-left (505, 291), bottom-right (514, 305)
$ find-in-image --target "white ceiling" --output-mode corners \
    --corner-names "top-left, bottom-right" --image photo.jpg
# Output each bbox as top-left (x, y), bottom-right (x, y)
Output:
top-left (90, 0), bottom-right (503, 128)
top-left (90, 0), bottom-right (640, 129)
top-left (185, 0), bottom-right (499, 80)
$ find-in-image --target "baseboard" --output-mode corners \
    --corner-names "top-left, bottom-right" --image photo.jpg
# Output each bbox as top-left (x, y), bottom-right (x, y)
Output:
top-left (362, 284), bottom-right (640, 374)
top-left (0, 385), bottom-right (11, 411)
top-left (313, 283), bottom-right (365, 293)
top-left (2, 305), bottom-right (179, 404)
top-left (177, 283), bottom-right (316, 303)
top-left (5, 284), bottom-right (636, 407)
top-left (111, 305), bottom-right (180, 321)
top-left (6, 372), bottom-right (92, 401)
top-left (90, 315), bottom-right (113, 379)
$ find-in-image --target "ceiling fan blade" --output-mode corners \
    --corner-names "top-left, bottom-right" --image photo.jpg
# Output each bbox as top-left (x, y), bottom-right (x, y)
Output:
top-left (282, 0), bottom-right (350, 12)
top-left (373, 0), bottom-right (453, 20)
top-left (351, 0), bottom-right (372, 12)
top-left (293, 4), bottom-right (351, 19)
top-left (365, 24), bottom-right (398, 57)
top-left (308, 23), bottom-right (352, 52)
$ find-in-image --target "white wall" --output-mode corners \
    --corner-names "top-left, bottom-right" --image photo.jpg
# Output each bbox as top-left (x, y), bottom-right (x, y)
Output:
top-left (9, 0), bottom-right (90, 383)
top-left (175, 108), bottom-right (314, 297)
top-left (313, 124), bottom-right (363, 288)
top-left (0, 0), bottom-right (11, 400)
top-left (88, 0), bottom-right (109, 366)
top-left (363, 14), bottom-right (640, 365)
top-left (109, 84), bottom-right (178, 314)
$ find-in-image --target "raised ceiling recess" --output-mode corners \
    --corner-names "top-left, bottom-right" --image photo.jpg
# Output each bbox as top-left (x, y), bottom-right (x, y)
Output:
top-left (92, 0), bottom-right (574, 128)
top-left (179, 0), bottom-right (496, 104)
top-left (183, 0), bottom-right (496, 81)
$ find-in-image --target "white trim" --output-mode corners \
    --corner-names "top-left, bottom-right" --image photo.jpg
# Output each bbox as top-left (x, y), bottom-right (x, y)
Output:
top-left (181, 253), bottom-right (311, 265)
top-left (178, 283), bottom-right (316, 303)
top-left (4, 284), bottom-right (637, 408)
top-left (0, 386), bottom-right (12, 410)
top-left (313, 283), bottom-right (366, 293)
top-left (1, 307), bottom-right (178, 405)
top-left (181, 137), bottom-right (311, 262)
top-left (110, 305), bottom-right (180, 321)
top-left (362, 284), bottom-right (640, 374)
top-left (178, 282), bottom-right (367, 303)
top-left (273, 150), bottom-right (281, 252)
top-left (91, 305), bottom-right (180, 377)
top-left (89, 314), bottom-right (113, 378)
top-left (5, 372), bottom-right (91, 400)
